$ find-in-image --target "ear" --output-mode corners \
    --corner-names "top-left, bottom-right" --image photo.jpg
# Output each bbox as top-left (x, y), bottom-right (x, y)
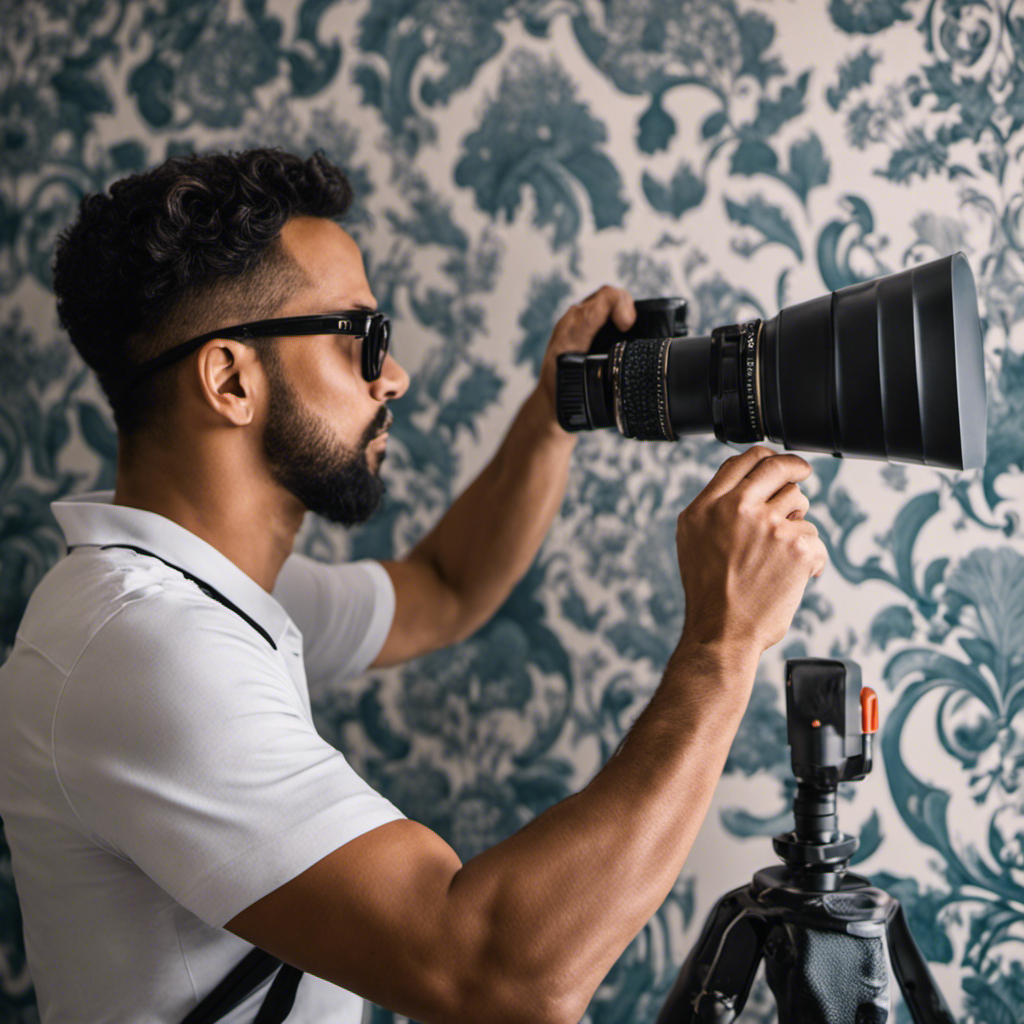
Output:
top-left (193, 340), bottom-right (264, 426)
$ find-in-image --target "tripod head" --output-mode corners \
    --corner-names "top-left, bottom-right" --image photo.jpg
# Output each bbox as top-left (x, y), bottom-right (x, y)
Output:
top-left (774, 659), bottom-right (880, 887)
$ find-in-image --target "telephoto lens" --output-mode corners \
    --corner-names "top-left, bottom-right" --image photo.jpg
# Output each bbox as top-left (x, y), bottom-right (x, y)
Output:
top-left (555, 253), bottom-right (987, 471)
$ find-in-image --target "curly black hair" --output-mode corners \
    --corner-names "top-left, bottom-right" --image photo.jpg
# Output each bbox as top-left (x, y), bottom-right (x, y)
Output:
top-left (52, 148), bottom-right (353, 434)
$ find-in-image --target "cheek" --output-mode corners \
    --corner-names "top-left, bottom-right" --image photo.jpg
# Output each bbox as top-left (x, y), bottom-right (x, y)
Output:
top-left (292, 345), bottom-right (365, 415)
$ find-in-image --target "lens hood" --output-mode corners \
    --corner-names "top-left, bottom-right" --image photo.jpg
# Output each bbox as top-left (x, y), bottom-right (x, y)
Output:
top-left (761, 252), bottom-right (986, 470)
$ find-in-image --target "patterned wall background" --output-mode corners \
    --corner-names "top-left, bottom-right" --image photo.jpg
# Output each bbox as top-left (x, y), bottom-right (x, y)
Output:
top-left (3, 0), bottom-right (1024, 1021)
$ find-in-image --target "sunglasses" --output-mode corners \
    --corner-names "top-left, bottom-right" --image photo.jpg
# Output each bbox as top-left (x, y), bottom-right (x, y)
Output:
top-left (120, 311), bottom-right (392, 392)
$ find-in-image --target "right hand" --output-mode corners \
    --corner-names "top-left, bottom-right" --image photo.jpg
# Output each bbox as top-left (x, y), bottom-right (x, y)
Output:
top-left (676, 446), bottom-right (827, 656)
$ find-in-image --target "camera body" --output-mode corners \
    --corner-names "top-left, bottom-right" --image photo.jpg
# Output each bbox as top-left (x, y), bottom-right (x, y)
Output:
top-left (556, 297), bottom-right (761, 447)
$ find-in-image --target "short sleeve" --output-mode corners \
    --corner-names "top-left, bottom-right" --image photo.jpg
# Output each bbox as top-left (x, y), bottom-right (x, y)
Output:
top-left (273, 554), bottom-right (395, 688)
top-left (52, 594), bottom-right (405, 928)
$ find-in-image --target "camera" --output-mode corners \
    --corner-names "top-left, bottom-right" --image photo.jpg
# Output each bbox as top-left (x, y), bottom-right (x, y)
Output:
top-left (555, 253), bottom-right (987, 471)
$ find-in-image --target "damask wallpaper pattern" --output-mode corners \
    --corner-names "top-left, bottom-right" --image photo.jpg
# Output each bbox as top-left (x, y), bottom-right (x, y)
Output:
top-left (1, 0), bottom-right (1022, 1021)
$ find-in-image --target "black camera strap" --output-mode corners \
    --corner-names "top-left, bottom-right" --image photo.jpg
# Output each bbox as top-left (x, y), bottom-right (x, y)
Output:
top-left (179, 949), bottom-right (303, 1024)
top-left (73, 543), bottom-right (306, 1023)
top-left (93, 543), bottom-right (277, 649)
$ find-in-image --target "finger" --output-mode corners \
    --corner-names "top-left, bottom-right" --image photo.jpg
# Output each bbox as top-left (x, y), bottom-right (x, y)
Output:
top-left (766, 481), bottom-right (810, 520)
top-left (735, 453), bottom-right (813, 505)
top-left (578, 285), bottom-right (636, 333)
top-left (790, 519), bottom-right (828, 578)
top-left (700, 446), bottom-right (777, 501)
top-left (609, 290), bottom-right (637, 332)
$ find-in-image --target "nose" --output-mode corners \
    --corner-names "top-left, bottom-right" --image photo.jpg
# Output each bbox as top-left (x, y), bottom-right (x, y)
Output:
top-left (371, 352), bottom-right (409, 402)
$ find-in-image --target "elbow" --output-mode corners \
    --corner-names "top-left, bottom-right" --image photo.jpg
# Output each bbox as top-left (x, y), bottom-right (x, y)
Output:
top-left (439, 992), bottom-right (583, 1024)
top-left (435, 961), bottom-right (590, 1024)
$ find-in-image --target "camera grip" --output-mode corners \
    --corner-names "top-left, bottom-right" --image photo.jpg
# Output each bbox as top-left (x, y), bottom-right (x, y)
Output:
top-left (763, 922), bottom-right (890, 1024)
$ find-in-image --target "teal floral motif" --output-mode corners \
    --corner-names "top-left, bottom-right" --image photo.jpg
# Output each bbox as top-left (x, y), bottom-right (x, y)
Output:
top-left (515, 273), bottom-right (572, 376)
top-left (724, 681), bottom-right (789, 779)
top-left (177, 23), bottom-right (278, 127)
top-left (808, 461), bottom-right (954, 619)
top-left (604, 514), bottom-right (685, 669)
top-left (829, 0), bottom-right (914, 35)
top-left (642, 162), bottom-right (705, 222)
top-left (354, 0), bottom-right (516, 155)
top-left (568, 0), bottom-right (784, 153)
top-left (449, 777), bottom-right (524, 859)
top-left (454, 50), bottom-right (629, 251)
top-left (390, 558), bottom-right (571, 770)
top-left (826, 47), bottom-right (881, 110)
top-left (726, 194), bottom-right (804, 261)
top-left (129, 4), bottom-right (279, 129)
top-left (681, 253), bottom-right (768, 333)
top-left (870, 872), bottom-right (954, 964)
top-left (869, 604), bottom-right (917, 650)
top-left (363, 753), bottom-right (575, 861)
top-left (127, 0), bottom-right (341, 129)
top-left (0, 314), bottom-right (96, 657)
top-left (944, 548), bottom-right (1024, 673)
top-left (615, 251), bottom-right (676, 300)
top-left (815, 194), bottom-right (890, 292)
top-left (985, 349), bottom-right (1024, 510)
top-left (962, 964), bottom-right (1024, 1024)
top-left (882, 545), bottom-right (1024, 1015)
top-left (0, 84), bottom-right (61, 178)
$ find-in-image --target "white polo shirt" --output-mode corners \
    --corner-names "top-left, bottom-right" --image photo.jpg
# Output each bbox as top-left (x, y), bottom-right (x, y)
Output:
top-left (0, 492), bottom-right (406, 1024)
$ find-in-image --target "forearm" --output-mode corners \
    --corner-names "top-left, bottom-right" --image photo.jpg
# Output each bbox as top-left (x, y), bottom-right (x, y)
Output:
top-left (445, 638), bottom-right (759, 1023)
top-left (412, 387), bottom-right (574, 640)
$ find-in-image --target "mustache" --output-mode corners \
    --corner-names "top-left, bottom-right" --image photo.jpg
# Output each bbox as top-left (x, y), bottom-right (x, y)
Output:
top-left (362, 406), bottom-right (393, 446)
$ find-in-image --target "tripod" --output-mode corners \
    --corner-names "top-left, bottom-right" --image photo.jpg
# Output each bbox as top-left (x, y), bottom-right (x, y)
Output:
top-left (656, 659), bottom-right (957, 1024)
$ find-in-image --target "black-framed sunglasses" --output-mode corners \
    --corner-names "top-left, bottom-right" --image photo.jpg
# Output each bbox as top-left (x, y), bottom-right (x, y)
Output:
top-left (120, 311), bottom-right (392, 392)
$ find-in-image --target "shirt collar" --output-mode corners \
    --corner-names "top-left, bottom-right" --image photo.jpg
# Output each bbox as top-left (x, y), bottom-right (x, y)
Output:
top-left (51, 491), bottom-right (292, 646)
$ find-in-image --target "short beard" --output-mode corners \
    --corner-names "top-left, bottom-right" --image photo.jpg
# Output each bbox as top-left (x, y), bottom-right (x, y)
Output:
top-left (261, 348), bottom-right (388, 526)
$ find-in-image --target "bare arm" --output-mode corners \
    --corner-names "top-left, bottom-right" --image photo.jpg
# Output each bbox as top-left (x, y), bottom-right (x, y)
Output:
top-left (371, 287), bottom-right (636, 667)
top-left (228, 447), bottom-right (827, 1024)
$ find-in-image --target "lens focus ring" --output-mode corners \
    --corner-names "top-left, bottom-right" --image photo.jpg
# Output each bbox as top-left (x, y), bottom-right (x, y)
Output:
top-left (710, 320), bottom-right (764, 444)
top-left (613, 339), bottom-right (675, 441)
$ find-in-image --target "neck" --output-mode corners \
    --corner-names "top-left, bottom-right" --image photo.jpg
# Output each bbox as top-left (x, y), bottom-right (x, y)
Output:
top-left (112, 433), bottom-right (305, 592)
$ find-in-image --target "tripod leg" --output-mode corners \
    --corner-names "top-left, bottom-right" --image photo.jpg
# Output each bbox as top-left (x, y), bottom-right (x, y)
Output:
top-left (763, 923), bottom-right (890, 1024)
top-left (887, 904), bottom-right (957, 1024)
top-left (656, 887), bottom-right (763, 1024)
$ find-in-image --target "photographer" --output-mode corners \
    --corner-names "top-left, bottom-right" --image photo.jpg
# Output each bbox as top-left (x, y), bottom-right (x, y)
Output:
top-left (0, 149), bottom-right (826, 1024)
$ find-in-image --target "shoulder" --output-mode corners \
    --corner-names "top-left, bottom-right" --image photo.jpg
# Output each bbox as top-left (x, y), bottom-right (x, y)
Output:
top-left (53, 552), bottom-right (288, 730)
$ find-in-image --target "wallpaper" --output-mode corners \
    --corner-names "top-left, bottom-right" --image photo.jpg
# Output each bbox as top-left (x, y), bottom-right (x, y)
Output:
top-left (2, 1), bottom-right (1023, 1021)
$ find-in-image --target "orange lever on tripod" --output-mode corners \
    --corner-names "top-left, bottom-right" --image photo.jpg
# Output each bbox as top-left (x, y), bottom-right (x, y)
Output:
top-left (861, 687), bottom-right (879, 734)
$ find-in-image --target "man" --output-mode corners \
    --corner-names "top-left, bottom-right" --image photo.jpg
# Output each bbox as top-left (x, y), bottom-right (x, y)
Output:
top-left (0, 149), bottom-right (826, 1024)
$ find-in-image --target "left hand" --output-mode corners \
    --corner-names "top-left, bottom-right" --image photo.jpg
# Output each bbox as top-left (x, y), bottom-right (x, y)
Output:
top-left (535, 285), bottom-right (636, 430)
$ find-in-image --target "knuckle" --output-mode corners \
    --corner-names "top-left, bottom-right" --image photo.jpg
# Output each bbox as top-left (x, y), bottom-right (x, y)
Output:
top-left (677, 506), bottom-right (697, 531)
top-left (792, 535), bottom-right (813, 559)
top-left (734, 493), bottom-right (757, 516)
